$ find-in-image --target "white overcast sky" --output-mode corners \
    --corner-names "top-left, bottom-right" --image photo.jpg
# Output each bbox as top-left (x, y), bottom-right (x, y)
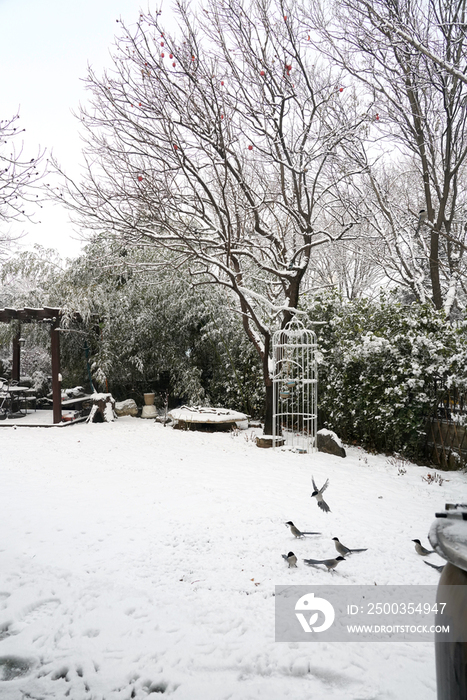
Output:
top-left (0, 0), bottom-right (165, 259)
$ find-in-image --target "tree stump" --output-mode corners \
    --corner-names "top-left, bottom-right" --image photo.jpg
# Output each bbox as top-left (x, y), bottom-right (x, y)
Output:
top-left (86, 393), bottom-right (117, 423)
top-left (256, 436), bottom-right (285, 448)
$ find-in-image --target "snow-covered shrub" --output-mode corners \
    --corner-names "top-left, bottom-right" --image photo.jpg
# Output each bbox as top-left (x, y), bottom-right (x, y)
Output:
top-left (31, 370), bottom-right (50, 397)
top-left (306, 291), bottom-right (467, 458)
top-left (0, 243), bottom-right (264, 413)
top-left (197, 318), bottom-right (264, 417)
top-left (54, 242), bottom-right (264, 413)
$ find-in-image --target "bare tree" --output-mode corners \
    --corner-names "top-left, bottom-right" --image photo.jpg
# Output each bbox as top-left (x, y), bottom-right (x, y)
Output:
top-left (0, 113), bottom-right (45, 257)
top-left (337, 0), bottom-right (467, 88)
top-left (53, 0), bottom-right (363, 433)
top-left (308, 0), bottom-right (467, 314)
top-left (310, 237), bottom-right (386, 300)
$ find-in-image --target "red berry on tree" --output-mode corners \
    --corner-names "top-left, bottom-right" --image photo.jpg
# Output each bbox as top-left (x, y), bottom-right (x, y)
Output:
top-left (260, 70), bottom-right (265, 76)
top-left (173, 62), bottom-right (176, 67)
top-left (137, 175), bottom-right (143, 181)
top-left (248, 145), bottom-right (253, 150)
top-left (169, 54), bottom-right (173, 59)
top-left (161, 53), bottom-right (165, 57)
top-left (339, 87), bottom-right (344, 92)
top-left (174, 144), bottom-right (178, 150)
top-left (161, 41), bottom-right (164, 46)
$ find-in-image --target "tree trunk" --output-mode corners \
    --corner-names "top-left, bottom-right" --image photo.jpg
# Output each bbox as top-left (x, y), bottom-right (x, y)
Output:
top-left (264, 382), bottom-right (274, 436)
top-left (261, 333), bottom-right (274, 436)
top-left (430, 229), bottom-right (443, 309)
top-left (86, 393), bottom-right (116, 423)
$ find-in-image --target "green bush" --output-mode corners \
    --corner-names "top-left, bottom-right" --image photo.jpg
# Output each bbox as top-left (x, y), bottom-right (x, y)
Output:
top-left (306, 291), bottom-right (467, 458)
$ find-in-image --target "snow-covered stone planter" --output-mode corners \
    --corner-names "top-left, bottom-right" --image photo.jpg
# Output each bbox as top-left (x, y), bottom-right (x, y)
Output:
top-left (168, 405), bottom-right (248, 431)
top-left (141, 393), bottom-right (157, 419)
top-left (316, 429), bottom-right (346, 458)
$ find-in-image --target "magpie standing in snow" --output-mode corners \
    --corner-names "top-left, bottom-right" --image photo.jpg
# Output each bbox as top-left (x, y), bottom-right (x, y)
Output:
top-left (282, 552), bottom-right (298, 568)
top-left (303, 556), bottom-right (345, 572)
top-left (285, 521), bottom-right (321, 538)
top-left (332, 537), bottom-right (367, 556)
top-left (412, 539), bottom-right (434, 556)
top-left (311, 476), bottom-right (331, 513)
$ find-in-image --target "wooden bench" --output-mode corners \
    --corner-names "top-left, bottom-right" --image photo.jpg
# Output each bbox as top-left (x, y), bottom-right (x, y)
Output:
top-left (61, 395), bottom-right (93, 409)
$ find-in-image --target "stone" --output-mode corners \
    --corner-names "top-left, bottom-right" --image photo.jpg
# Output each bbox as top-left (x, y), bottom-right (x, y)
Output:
top-left (316, 429), bottom-right (346, 458)
top-left (115, 399), bottom-right (138, 417)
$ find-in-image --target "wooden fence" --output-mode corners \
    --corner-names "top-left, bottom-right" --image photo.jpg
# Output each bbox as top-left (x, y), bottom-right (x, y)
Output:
top-left (425, 388), bottom-right (467, 470)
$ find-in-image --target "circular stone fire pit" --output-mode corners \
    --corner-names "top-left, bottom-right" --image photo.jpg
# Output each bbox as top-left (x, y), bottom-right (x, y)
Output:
top-left (168, 406), bottom-right (248, 431)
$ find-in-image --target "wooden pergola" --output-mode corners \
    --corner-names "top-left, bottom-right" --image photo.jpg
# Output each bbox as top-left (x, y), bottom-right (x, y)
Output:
top-left (0, 307), bottom-right (82, 424)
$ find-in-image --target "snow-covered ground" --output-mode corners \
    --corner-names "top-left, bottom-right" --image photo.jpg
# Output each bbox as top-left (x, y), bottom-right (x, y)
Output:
top-left (0, 418), bottom-right (465, 699)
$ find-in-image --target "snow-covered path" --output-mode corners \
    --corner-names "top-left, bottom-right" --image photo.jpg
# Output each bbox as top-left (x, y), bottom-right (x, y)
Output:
top-left (0, 418), bottom-right (465, 699)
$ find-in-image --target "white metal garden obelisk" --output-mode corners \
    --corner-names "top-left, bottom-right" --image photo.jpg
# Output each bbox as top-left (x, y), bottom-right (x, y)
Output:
top-left (272, 317), bottom-right (318, 453)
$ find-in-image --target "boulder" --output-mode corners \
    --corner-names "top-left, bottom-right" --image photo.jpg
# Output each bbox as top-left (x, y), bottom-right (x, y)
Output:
top-left (317, 429), bottom-right (346, 458)
top-left (115, 399), bottom-right (139, 417)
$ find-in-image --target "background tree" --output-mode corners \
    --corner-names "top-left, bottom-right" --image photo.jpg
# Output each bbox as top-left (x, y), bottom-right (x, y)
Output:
top-left (0, 113), bottom-right (45, 258)
top-left (308, 220), bottom-right (386, 300)
top-left (336, 0), bottom-right (467, 88)
top-left (53, 0), bottom-right (363, 432)
top-left (309, 0), bottom-right (467, 315)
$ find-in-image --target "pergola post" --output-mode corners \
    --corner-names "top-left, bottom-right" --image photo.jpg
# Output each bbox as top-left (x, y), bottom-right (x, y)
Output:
top-left (51, 320), bottom-right (61, 424)
top-left (12, 330), bottom-right (21, 382)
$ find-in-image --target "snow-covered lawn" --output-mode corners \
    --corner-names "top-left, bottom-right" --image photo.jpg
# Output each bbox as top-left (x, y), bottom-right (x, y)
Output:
top-left (0, 418), bottom-right (465, 699)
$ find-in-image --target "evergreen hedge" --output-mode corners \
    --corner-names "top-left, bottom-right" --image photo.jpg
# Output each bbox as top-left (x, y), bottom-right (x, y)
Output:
top-left (306, 292), bottom-right (467, 459)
